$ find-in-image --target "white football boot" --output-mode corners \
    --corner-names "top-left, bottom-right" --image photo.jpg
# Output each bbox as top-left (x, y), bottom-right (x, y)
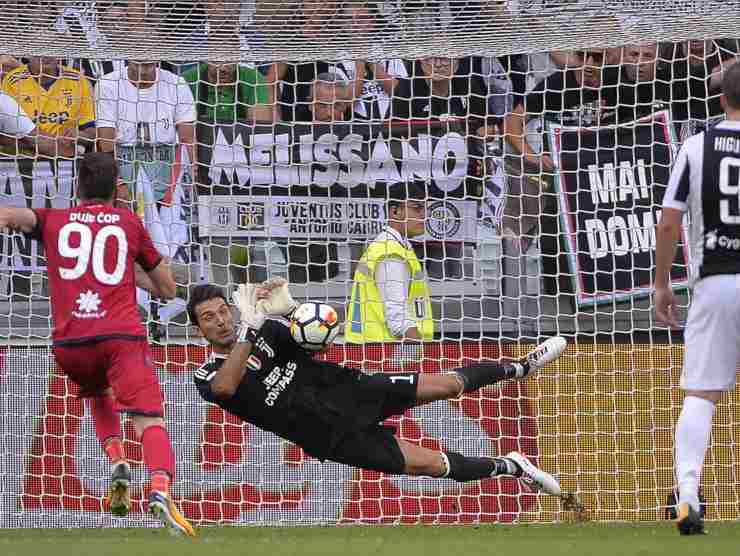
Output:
top-left (505, 451), bottom-right (562, 496)
top-left (513, 336), bottom-right (567, 380)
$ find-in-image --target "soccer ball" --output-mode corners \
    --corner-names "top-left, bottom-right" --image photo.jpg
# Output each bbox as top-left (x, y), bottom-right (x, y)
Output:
top-left (290, 302), bottom-right (340, 351)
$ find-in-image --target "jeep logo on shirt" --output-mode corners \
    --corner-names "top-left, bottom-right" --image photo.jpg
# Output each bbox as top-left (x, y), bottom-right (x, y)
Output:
top-left (263, 361), bottom-right (297, 407)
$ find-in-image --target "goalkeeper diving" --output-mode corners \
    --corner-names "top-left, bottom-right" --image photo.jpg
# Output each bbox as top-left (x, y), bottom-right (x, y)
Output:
top-left (188, 278), bottom-right (569, 497)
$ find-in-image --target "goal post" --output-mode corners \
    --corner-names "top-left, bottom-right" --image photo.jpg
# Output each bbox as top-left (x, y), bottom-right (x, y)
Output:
top-left (1, 0), bottom-right (739, 527)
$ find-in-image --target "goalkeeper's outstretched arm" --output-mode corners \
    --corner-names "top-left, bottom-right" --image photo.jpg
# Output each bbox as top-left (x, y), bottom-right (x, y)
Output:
top-left (209, 283), bottom-right (264, 399)
top-left (200, 279), bottom-right (297, 400)
top-left (210, 341), bottom-right (254, 399)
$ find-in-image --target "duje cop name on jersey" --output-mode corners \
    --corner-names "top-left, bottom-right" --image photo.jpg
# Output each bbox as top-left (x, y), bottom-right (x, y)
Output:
top-left (69, 211), bottom-right (121, 224)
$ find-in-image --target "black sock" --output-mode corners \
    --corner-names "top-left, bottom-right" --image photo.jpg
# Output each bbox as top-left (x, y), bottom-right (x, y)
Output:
top-left (443, 451), bottom-right (522, 482)
top-left (453, 362), bottom-right (527, 393)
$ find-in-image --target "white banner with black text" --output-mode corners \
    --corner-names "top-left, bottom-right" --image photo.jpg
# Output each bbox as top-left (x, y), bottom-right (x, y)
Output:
top-left (198, 195), bottom-right (478, 242)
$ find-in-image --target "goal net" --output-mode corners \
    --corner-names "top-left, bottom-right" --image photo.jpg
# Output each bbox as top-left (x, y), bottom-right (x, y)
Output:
top-left (1, 0), bottom-right (739, 528)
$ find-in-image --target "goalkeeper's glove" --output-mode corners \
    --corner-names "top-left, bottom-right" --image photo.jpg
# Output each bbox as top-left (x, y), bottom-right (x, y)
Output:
top-left (257, 277), bottom-right (298, 318)
top-left (232, 283), bottom-right (266, 344)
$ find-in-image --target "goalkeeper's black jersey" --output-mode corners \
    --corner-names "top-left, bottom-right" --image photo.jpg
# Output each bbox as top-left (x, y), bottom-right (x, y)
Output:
top-left (193, 319), bottom-right (374, 459)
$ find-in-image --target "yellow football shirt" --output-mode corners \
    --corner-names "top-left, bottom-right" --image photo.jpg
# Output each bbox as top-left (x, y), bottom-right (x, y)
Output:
top-left (2, 65), bottom-right (95, 136)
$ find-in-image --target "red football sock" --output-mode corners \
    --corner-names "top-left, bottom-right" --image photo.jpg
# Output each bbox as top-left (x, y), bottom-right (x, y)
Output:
top-left (87, 396), bottom-right (123, 463)
top-left (140, 425), bottom-right (176, 489)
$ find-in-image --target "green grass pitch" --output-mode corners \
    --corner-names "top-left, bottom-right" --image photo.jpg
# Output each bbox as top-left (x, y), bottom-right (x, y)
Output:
top-left (2, 523), bottom-right (740, 556)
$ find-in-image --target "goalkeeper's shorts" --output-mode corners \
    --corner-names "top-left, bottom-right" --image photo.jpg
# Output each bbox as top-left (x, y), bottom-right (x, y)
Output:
top-left (321, 371), bottom-right (419, 475)
top-left (358, 371), bottom-right (419, 421)
top-left (328, 424), bottom-right (406, 475)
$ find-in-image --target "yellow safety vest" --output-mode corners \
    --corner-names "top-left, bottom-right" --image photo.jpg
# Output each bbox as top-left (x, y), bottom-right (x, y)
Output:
top-left (345, 236), bottom-right (434, 343)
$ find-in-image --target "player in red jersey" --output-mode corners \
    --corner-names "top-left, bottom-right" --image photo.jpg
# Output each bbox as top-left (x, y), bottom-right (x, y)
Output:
top-left (0, 152), bottom-right (194, 536)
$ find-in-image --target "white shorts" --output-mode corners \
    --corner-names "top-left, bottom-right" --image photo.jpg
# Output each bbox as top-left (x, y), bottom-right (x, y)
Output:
top-left (682, 274), bottom-right (740, 391)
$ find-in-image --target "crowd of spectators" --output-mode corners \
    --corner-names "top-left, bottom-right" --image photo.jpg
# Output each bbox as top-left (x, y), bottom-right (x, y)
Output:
top-left (0, 40), bottom-right (732, 149)
top-left (0, 1), bottom-right (737, 290)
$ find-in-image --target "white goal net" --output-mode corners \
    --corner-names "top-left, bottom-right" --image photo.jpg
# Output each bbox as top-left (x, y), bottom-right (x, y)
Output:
top-left (1, 0), bottom-right (739, 527)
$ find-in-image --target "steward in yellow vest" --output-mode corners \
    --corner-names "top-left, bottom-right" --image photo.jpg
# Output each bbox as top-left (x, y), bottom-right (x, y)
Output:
top-left (346, 181), bottom-right (434, 343)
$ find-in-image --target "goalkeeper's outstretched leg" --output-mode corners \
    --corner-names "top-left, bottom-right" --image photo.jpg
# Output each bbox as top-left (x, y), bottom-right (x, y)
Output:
top-left (327, 398), bottom-right (590, 517)
top-left (329, 336), bottom-right (568, 497)
top-left (397, 439), bottom-right (561, 495)
top-left (411, 336), bottom-right (567, 405)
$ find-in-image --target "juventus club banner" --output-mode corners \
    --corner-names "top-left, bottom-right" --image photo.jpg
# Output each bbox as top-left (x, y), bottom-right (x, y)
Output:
top-left (196, 120), bottom-right (481, 241)
top-left (548, 111), bottom-right (689, 306)
top-left (198, 196), bottom-right (479, 242)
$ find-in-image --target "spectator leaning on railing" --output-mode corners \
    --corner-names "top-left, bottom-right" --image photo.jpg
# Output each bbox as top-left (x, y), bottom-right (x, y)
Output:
top-left (503, 48), bottom-right (619, 296)
top-left (2, 56), bottom-right (97, 152)
top-left (95, 60), bottom-right (197, 202)
top-left (183, 60), bottom-right (271, 288)
top-left (182, 61), bottom-right (272, 125)
top-left (503, 48), bottom-right (618, 175)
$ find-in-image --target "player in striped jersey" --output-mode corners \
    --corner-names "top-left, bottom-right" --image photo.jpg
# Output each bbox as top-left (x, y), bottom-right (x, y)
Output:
top-left (655, 61), bottom-right (740, 537)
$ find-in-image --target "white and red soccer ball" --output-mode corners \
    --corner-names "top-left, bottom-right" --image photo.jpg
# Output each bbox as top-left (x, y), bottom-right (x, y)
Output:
top-left (290, 302), bottom-right (340, 351)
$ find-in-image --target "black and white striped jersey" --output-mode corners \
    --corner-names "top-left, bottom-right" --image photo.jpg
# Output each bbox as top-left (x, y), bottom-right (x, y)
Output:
top-left (664, 120), bottom-right (740, 282)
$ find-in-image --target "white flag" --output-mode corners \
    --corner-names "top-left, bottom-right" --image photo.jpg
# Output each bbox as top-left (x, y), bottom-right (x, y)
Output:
top-left (480, 155), bottom-right (508, 230)
top-left (159, 145), bottom-right (191, 261)
top-left (135, 162), bottom-right (169, 258)
top-left (135, 146), bottom-right (195, 321)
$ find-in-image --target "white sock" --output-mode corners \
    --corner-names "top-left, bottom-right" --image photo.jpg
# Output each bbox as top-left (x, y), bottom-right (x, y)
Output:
top-left (439, 452), bottom-right (451, 478)
top-left (675, 396), bottom-right (716, 512)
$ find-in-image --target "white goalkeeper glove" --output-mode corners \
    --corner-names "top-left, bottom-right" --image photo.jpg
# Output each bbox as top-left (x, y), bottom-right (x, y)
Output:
top-left (257, 277), bottom-right (298, 318)
top-left (232, 283), bottom-right (266, 344)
